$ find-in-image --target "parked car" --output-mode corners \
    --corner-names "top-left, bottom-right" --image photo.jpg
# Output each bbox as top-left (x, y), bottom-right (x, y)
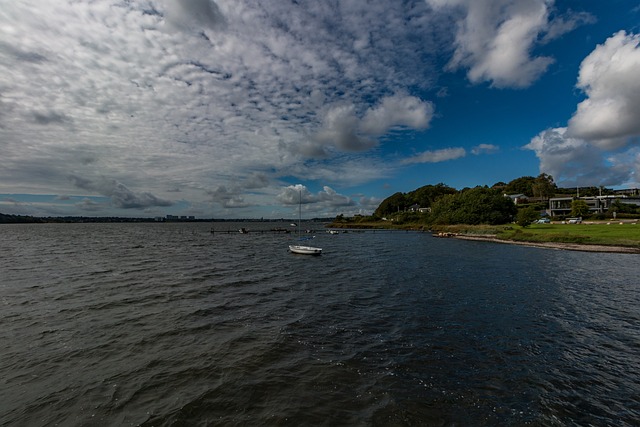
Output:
top-left (567, 217), bottom-right (582, 224)
top-left (536, 218), bottom-right (550, 224)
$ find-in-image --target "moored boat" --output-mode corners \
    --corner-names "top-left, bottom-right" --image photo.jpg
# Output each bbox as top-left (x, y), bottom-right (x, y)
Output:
top-left (289, 190), bottom-right (322, 255)
top-left (288, 244), bottom-right (322, 255)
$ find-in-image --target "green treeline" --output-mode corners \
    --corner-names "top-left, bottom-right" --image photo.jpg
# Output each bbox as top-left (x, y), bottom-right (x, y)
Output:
top-left (364, 174), bottom-right (636, 228)
top-left (374, 175), bottom-right (558, 220)
top-left (365, 174), bottom-right (640, 228)
top-left (373, 185), bottom-right (517, 226)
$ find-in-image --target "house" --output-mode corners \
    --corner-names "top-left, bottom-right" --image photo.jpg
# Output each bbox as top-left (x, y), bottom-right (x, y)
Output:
top-left (407, 204), bottom-right (431, 214)
top-left (548, 197), bottom-right (574, 217)
top-left (548, 193), bottom-right (640, 217)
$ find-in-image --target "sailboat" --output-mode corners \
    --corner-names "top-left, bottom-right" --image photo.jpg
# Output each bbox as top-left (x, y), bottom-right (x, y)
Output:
top-left (289, 190), bottom-right (322, 255)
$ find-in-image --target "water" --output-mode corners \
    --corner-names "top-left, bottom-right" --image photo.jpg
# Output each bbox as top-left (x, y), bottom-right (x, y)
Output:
top-left (1, 222), bottom-right (639, 426)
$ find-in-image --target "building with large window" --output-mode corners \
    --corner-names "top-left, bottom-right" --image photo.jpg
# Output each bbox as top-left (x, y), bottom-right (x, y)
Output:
top-left (548, 189), bottom-right (640, 217)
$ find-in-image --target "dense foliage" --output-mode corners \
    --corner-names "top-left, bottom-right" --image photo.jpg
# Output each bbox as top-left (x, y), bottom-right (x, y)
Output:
top-left (516, 206), bottom-right (540, 227)
top-left (501, 174), bottom-right (556, 199)
top-left (429, 187), bottom-right (517, 225)
top-left (357, 174), bottom-right (640, 228)
top-left (374, 183), bottom-right (457, 217)
top-left (610, 199), bottom-right (640, 215)
top-left (504, 176), bottom-right (536, 196)
top-left (406, 183), bottom-right (457, 209)
top-left (373, 192), bottom-right (408, 217)
top-left (570, 199), bottom-right (590, 217)
top-left (531, 173), bottom-right (556, 200)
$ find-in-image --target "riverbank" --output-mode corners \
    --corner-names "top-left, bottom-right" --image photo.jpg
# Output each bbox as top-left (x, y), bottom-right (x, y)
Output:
top-left (450, 233), bottom-right (640, 254)
top-left (327, 221), bottom-right (640, 253)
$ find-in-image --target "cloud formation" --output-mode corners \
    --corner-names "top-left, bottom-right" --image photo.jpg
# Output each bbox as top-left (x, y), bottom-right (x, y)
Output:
top-left (0, 1), bottom-right (617, 217)
top-left (69, 175), bottom-right (173, 209)
top-left (0, 1), bottom-right (447, 216)
top-left (568, 31), bottom-right (640, 149)
top-left (397, 144), bottom-right (496, 169)
top-left (471, 144), bottom-right (499, 155)
top-left (277, 185), bottom-right (356, 216)
top-left (313, 95), bottom-right (434, 153)
top-left (401, 147), bottom-right (467, 165)
top-left (426, 0), bottom-right (593, 88)
top-left (525, 127), bottom-right (632, 187)
top-left (527, 31), bottom-right (640, 187)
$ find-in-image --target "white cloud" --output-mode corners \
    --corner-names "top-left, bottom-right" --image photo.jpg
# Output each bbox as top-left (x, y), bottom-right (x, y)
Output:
top-left (276, 185), bottom-right (356, 217)
top-left (426, 0), bottom-right (593, 88)
top-left (401, 147), bottom-right (466, 165)
top-left (312, 94), bottom-right (434, 153)
top-left (360, 95), bottom-right (434, 136)
top-left (568, 31), bottom-right (640, 149)
top-left (524, 127), bottom-right (632, 187)
top-left (525, 31), bottom-right (640, 189)
top-left (471, 144), bottom-right (499, 155)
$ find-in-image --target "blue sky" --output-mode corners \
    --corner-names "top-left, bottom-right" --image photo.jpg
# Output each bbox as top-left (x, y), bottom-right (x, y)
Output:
top-left (1, 0), bottom-right (640, 219)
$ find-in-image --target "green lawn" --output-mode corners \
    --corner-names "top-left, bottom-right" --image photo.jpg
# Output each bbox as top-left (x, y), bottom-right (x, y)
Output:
top-left (496, 222), bottom-right (640, 248)
top-left (327, 220), bottom-right (640, 249)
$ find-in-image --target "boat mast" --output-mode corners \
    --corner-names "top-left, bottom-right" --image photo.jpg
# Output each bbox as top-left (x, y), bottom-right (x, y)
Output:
top-left (298, 189), bottom-right (302, 238)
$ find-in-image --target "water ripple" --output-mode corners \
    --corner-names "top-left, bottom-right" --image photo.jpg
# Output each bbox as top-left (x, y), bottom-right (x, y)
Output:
top-left (1, 223), bottom-right (639, 425)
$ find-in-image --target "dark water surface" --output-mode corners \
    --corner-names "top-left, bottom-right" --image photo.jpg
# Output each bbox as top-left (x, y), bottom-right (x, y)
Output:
top-left (1, 223), bottom-right (639, 426)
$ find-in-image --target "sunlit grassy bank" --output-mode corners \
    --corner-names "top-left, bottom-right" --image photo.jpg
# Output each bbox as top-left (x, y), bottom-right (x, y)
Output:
top-left (326, 220), bottom-right (640, 249)
top-left (434, 222), bottom-right (640, 249)
top-left (499, 222), bottom-right (640, 247)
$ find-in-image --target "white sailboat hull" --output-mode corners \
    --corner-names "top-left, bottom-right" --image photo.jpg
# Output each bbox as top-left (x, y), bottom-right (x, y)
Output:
top-left (289, 244), bottom-right (322, 255)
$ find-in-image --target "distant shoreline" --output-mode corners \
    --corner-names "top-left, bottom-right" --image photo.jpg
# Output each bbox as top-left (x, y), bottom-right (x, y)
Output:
top-left (452, 234), bottom-right (640, 254)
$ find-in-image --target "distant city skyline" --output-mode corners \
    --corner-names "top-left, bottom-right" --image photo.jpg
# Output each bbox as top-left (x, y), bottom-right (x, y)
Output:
top-left (2, 1), bottom-right (640, 219)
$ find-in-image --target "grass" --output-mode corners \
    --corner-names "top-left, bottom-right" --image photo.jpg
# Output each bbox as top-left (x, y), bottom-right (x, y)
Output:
top-left (491, 222), bottom-right (640, 248)
top-left (327, 219), bottom-right (640, 249)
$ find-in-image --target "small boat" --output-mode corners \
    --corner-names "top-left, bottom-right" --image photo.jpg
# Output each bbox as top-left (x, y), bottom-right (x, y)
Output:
top-left (288, 244), bottom-right (322, 255)
top-left (239, 227), bottom-right (249, 234)
top-left (289, 190), bottom-right (322, 255)
top-left (327, 230), bottom-right (339, 235)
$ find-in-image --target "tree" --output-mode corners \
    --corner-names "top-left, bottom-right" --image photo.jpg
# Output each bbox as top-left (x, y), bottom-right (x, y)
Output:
top-left (374, 192), bottom-right (408, 217)
top-left (532, 173), bottom-right (556, 200)
top-left (505, 176), bottom-right (536, 197)
top-left (516, 206), bottom-right (540, 227)
top-left (429, 187), bottom-right (517, 225)
top-left (610, 199), bottom-right (638, 215)
top-left (571, 199), bottom-right (590, 217)
top-left (406, 183), bottom-right (457, 208)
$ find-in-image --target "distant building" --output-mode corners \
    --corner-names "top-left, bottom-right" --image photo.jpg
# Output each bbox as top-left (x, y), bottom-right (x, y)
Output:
top-left (406, 204), bottom-right (430, 213)
top-left (548, 192), bottom-right (640, 217)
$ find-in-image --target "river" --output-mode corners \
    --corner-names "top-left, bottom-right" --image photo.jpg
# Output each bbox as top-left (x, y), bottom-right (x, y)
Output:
top-left (1, 222), bottom-right (639, 426)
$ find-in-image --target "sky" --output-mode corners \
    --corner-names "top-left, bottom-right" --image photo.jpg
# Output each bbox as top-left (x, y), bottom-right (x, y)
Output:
top-left (1, 0), bottom-right (640, 219)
